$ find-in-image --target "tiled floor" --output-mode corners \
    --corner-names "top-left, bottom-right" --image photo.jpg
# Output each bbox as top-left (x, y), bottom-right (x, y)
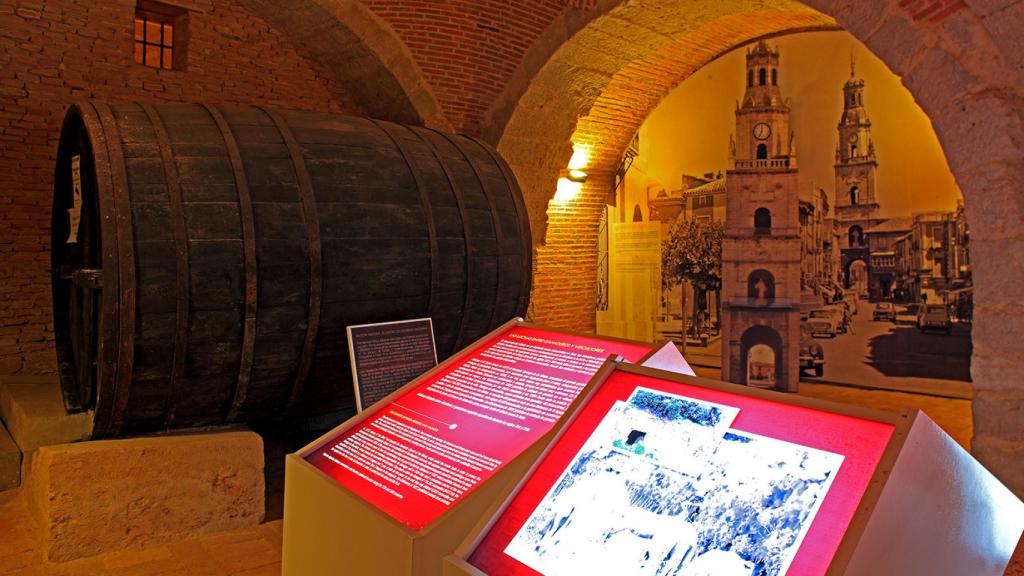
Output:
top-left (0, 381), bottom-right (1020, 575)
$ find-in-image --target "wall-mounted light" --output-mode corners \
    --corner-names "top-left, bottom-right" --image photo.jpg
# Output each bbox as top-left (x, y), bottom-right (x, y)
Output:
top-left (565, 168), bottom-right (589, 183)
top-left (554, 177), bottom-right (582, 202)
top-left (552, 143), bottom-right (590, 203)
top-left (568, 145), bottom-right (590, 170)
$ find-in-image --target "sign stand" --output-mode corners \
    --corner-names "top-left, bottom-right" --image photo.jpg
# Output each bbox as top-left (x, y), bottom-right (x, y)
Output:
top-left (347, 318), bottom-right (438, 412)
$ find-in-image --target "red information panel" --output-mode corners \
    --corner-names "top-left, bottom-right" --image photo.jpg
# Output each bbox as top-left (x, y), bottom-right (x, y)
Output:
top-left (304, 325), bottom-right (652, 532)
top-left (468, 369), bottom-right (895, 576)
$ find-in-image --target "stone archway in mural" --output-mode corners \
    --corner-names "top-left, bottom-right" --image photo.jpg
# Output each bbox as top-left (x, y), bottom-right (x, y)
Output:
top-left (845, 258), bottom-right (869, 297)
top-left (235, 0), bottom-right (450, 130)
top-left (488, 0), bottom-right (1024, 494)
top-left (740, 325), bottom-right (784, 388)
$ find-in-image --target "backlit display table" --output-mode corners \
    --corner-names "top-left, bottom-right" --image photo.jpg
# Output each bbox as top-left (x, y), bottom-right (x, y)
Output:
top-left (445, 361), bottom-right (1024, 576)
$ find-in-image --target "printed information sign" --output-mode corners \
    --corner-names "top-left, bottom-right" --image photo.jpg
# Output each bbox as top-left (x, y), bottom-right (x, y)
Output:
top-left (347, 318), bottom-right (438, 412)
top-left (304, 325), bottom-right (652, 531)
top-left (467, 367), bottom-right (896, 576)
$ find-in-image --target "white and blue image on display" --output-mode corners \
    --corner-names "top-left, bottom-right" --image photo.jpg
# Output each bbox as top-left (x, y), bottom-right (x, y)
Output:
top-left (504, 387), bottom-right (843, 576)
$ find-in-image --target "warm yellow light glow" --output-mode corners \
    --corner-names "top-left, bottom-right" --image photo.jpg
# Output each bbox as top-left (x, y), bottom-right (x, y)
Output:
top-left (554, 177), bottom-right (582, 202)
top-left (567, 146), bottom-right (590, 170)
top-left (566, 168), bottom-right (589, 183)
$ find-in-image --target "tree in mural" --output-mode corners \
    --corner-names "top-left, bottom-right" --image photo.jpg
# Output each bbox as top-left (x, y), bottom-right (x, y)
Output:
top-left (662, 217), bottom-right (724, 343)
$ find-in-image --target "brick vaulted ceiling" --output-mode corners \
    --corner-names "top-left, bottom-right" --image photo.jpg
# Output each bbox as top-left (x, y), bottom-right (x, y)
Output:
top-left (234, 0), bottom-right (452, 129)
top-left (361, 0), bottom-right (575, 136)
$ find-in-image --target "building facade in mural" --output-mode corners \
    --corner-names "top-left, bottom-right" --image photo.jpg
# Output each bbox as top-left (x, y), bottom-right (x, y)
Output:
top-left (719, 41), bottom-right (801, 392)
top-left (832, 59), bottom-right (884, 299)
top-left (800, 188), bottom-right (836, 295)
top-left (893, 209), bottom-right (971, 309)
top-left (829, 60), bottom-right (972, 306)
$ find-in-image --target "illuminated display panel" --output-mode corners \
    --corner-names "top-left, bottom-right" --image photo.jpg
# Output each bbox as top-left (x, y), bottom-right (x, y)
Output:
top-left (304, 325), bottom-right (652, 532)
top-left (468, 368), bottom-right (896, 575)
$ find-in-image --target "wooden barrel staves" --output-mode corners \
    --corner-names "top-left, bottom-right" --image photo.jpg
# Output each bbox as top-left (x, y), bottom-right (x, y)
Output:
top-left (50, 102), bottom-right (532, 438)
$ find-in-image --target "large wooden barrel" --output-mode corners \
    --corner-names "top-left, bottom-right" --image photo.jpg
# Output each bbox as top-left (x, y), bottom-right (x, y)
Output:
top-left (50, 102), bottom-right (531, 438)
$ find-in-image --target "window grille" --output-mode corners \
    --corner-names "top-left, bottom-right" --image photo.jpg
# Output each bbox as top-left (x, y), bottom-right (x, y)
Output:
top-left (134, 14), bottom-right (174, 69)
top-left (134, 2), bottom-right (187, 70)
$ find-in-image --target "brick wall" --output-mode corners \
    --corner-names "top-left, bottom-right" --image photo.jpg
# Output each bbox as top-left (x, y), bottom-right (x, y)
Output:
top-left (530, 175), bottom-right (612, 332)
top-left (897, 0), bottom-right (966, 23)
top-left (0, 0), bottom-right (359, 375)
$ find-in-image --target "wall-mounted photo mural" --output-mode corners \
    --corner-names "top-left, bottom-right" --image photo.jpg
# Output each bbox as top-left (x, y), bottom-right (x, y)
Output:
top-left (597, 31), bottom-right (971, 425)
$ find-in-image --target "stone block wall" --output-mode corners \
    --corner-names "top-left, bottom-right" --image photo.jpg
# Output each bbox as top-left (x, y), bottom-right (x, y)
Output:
top-left (0, 0), bottom-right (359, 376)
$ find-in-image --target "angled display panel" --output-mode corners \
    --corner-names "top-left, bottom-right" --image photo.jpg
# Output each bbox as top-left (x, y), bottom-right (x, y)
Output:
top-left (462, 363), bottom-right (900, 576)
top-left (304, 322), bottom-right (651, 531)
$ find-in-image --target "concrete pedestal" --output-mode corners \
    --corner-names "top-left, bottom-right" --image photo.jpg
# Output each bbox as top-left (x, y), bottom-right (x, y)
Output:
top-left (26, 430), bottom-right (265, 562)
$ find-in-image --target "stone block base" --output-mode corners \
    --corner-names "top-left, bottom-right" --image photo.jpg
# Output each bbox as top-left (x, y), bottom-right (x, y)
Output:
top-left (0, 375), bottom-right (92, 452)
top-left (27, 430), bottom-right (264, 562)
top-left (0, 421), bottom-right (19, 490)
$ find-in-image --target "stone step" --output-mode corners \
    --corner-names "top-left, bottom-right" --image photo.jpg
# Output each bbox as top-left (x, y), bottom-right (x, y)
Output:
top-left (0, 375), bottom-right (92, 453)
top-left (0, 420), bottom-right (20, 491)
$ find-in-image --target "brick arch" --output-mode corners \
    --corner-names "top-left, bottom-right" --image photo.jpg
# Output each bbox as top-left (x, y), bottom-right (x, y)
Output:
top-left (495, 1), bottom-right (838, 327)
top-left (495, 0), bottom-right (1024, 495)
top-left (234, 0), bottom-right (450, 130)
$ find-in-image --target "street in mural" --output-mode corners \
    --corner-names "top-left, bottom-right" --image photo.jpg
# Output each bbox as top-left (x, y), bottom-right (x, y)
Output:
top-left (605, 33), bottom-right (972, 394)
top-left (505, 388), bottom-right (843, 576)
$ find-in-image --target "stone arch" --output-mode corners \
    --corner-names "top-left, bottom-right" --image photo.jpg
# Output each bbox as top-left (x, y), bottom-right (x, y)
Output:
top-left (235, 0), bottom-right (450, 130)
top-left (488, 0), bottom-right (1024, 492)
top-left (846, 258), bottom-right (869, 296)
top-left (492, 2), bottom-right (839, 329)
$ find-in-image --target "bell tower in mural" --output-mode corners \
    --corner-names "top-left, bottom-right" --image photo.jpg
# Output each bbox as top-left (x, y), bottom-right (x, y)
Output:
top-left (834, 57), bottom-right (882, 296)
top-left (721, 41), bottom-right (801, 392)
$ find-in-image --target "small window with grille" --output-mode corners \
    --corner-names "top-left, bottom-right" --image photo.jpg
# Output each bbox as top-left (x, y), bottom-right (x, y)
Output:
top-left (134, 1), bottom-right (187, 70)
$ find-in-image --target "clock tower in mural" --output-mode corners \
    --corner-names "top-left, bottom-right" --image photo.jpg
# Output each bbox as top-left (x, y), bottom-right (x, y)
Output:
top-left (721, 41), bottom-right (801, 392)
top-left (834, 58), bottom-right (882, 297)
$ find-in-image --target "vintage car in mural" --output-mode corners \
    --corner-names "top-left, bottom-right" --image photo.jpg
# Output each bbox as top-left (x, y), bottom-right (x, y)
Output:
top-left (807, 308), bottom-right (842, 337)
top-left (918, 303), bottom-right (952, 334)
top-left (873, 301), bottom-right (896, 322)
top-left (799, 324), bottom-right (825, 377)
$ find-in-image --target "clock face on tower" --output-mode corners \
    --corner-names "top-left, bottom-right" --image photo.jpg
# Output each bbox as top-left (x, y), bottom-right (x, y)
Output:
top-left (753, 122), bottom-right (771, 140)
top-left (849, 133), bottom-right (859, 144)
